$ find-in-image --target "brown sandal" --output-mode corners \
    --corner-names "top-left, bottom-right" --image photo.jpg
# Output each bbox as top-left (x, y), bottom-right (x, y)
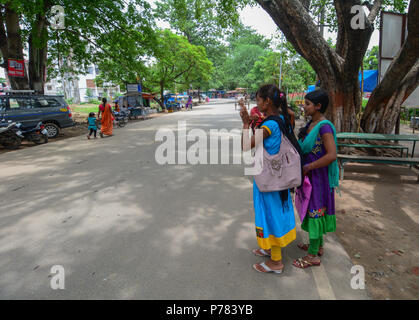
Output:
top-left (293, 256), bottom-right (321, 269)
top-left (252, 248), bottom-right (271, 257)
top-left (297, 243), bottom-right (323, 256)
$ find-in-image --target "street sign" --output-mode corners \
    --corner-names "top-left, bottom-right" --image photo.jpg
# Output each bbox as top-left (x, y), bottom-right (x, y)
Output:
top-left (8, 59), bottom-right (25, 78)
top-left (126, 83), bottom-right (142, 93)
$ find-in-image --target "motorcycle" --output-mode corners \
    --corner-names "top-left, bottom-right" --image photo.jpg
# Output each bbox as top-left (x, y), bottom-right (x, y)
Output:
top-left (0, 121), bottom-right (22, 149)
top-left (14, 121), bottom-right (48, 145)
top-left (114, 111), bottom-right (129, 128)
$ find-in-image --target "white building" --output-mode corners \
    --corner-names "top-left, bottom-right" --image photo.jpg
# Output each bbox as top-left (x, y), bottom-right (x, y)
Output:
top-left (1, 62), bottom-right (119, 102)
top-left (44, 64), bottom-right (120, 103)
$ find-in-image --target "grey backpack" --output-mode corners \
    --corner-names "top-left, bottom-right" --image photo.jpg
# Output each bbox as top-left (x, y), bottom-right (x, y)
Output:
top-left (254, 117), bottom-right (302, 192)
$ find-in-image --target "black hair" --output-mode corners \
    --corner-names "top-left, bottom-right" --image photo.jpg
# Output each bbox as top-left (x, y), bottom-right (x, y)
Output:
top-left (256, 84), bottom-right (292, 134)
top-left (298, 89), bottom-right (330, 140)
top-left (102, 97), bottom-right (107, 105)
top-left (256, 84), bottom-right (303, 204)
top-left (305, 89), bottom-right (329, 113)
top-left (88, 112), bottom-right (95, 117)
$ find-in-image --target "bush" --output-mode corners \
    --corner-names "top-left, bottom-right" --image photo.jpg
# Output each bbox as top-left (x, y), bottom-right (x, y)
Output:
top-left (88, 98), bottom-right (101, 104)
top-left (401, 108), bottom-right (419, 121)
top-left (85, 88), bottom-right (93, 98)
top-left (65, 98), bottom-right (74, 105)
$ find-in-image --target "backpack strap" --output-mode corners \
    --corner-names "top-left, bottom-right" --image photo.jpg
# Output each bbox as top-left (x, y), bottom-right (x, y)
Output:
top-left (259, 115), bottom-right (303, 156)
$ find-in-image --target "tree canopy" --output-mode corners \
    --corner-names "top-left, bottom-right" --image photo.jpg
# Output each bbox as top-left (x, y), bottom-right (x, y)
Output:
top-left (143, 29), bottom-right (213, 101)
top-left (1, 0), bottom-right (417, 133)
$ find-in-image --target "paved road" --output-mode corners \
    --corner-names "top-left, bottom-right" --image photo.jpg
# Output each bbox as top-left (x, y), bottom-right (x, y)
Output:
top-left (0, 99), bottom-right (370, 299)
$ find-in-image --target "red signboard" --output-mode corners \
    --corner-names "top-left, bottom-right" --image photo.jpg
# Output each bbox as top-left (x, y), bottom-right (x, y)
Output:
top-left (8, 59), bottom-right (25, 78)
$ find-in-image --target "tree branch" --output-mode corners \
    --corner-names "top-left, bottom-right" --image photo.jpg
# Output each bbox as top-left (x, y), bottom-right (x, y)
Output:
top-left (300, 0), bottom-right (311, 11)
top-left (362, 0), bottom-right (419, 126)
top-left (0, 8), bottom-right (9, 64)
top-left (400, 60), bottom-right (419, 102)
top-left (256, 0), bottom-right (343, 80)
top-left (334, 0), bottom-right (348, 59)
top-left (338, 0), bottom-right (374, 79)
top-left (64, 28), bottom-right (136, 77)
top-left (367, 0), bottom-right (383, 23)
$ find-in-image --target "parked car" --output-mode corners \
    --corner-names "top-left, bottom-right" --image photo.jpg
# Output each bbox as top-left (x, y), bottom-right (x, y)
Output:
top-left (0, 91), bottom-right (74, 138)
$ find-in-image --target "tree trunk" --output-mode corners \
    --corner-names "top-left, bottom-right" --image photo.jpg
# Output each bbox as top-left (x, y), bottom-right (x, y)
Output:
top-left (255, 0), bottom-right (374, 133)
top-left (361, 0), bottom-right (419, 133)
top-left (361, 61), bottom-right (419, 133)
top-left (159, 82), bottom-right (166, 109)
top-left (3, 3), bottom-right (30, 90)
top-left (325, 80), bottom-right (362, 133)
top-left (68, 49), bottom-right (80, 103)
top-left (28, 33), bottom-right (48, 94)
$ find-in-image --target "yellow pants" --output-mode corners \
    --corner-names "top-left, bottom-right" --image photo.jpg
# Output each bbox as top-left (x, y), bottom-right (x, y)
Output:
top-left (271, 246), bottom-right (282, 261)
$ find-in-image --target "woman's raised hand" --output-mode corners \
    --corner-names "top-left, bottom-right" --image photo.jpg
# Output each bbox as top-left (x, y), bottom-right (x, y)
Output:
top-left (240, 105), bottom-right (250, 125)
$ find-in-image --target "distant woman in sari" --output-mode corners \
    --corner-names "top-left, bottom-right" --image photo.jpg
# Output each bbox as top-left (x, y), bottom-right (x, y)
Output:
top-left (98, 98), bottom-right (114, 138)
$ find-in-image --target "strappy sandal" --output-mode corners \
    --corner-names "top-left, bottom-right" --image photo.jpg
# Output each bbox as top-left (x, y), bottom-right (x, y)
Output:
top-left (297, 243), bottom-right (324, 256)
top-left (292, 256), bottom-right (321, 269)
top-left (252, 248), bottom-right (271, 257)
top-left (253, 262), bottom-right (284, 274)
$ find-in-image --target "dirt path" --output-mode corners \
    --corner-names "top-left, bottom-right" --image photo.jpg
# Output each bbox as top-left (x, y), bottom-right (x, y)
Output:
top-left (335, 163), bottom-right (419, 300)
top-left (292, 119), bottom-right (419, 300)
top-left (0, 110), bottom-right (168, 155)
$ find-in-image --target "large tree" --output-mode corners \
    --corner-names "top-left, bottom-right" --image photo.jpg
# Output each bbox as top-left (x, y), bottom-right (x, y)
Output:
top-left (253, 0), bottom-right (415, 133)
top-left (154, 0), bottom-right (233, 93)
top-left (0, 0), bottom-right (155, 94)
top-left (246, 40), bottom-right (316, 92)
top-left (143, 29), bottom-right (213, 107)
top-left (208, 0), bottom-right (415, 133)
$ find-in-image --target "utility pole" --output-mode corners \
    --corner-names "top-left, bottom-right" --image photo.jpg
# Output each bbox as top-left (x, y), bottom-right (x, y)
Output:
top-left (279, 54), bottom-right (283, 90)
top-left (278, 34), bottom-right (284, 90)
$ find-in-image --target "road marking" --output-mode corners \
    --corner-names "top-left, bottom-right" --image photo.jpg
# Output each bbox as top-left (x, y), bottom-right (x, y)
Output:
top-left (295, 208), bottom-right (336, 300)
top-left (311, 262), bottom-right (337, 300)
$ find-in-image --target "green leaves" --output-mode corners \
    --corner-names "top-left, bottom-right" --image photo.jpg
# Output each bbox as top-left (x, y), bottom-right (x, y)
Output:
top-left (143, 29), bottom-right (213, 93)
top-left (364, 46), bottom-right (379, 70)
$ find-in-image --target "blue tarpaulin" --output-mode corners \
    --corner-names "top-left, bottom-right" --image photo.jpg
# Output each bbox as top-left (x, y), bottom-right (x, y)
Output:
top-left (306, 85), bottom-right (316, 93)
top-left (306, 70), bottom-right (378, 93)
top-left (359, 70), bottom-right (378, 92)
